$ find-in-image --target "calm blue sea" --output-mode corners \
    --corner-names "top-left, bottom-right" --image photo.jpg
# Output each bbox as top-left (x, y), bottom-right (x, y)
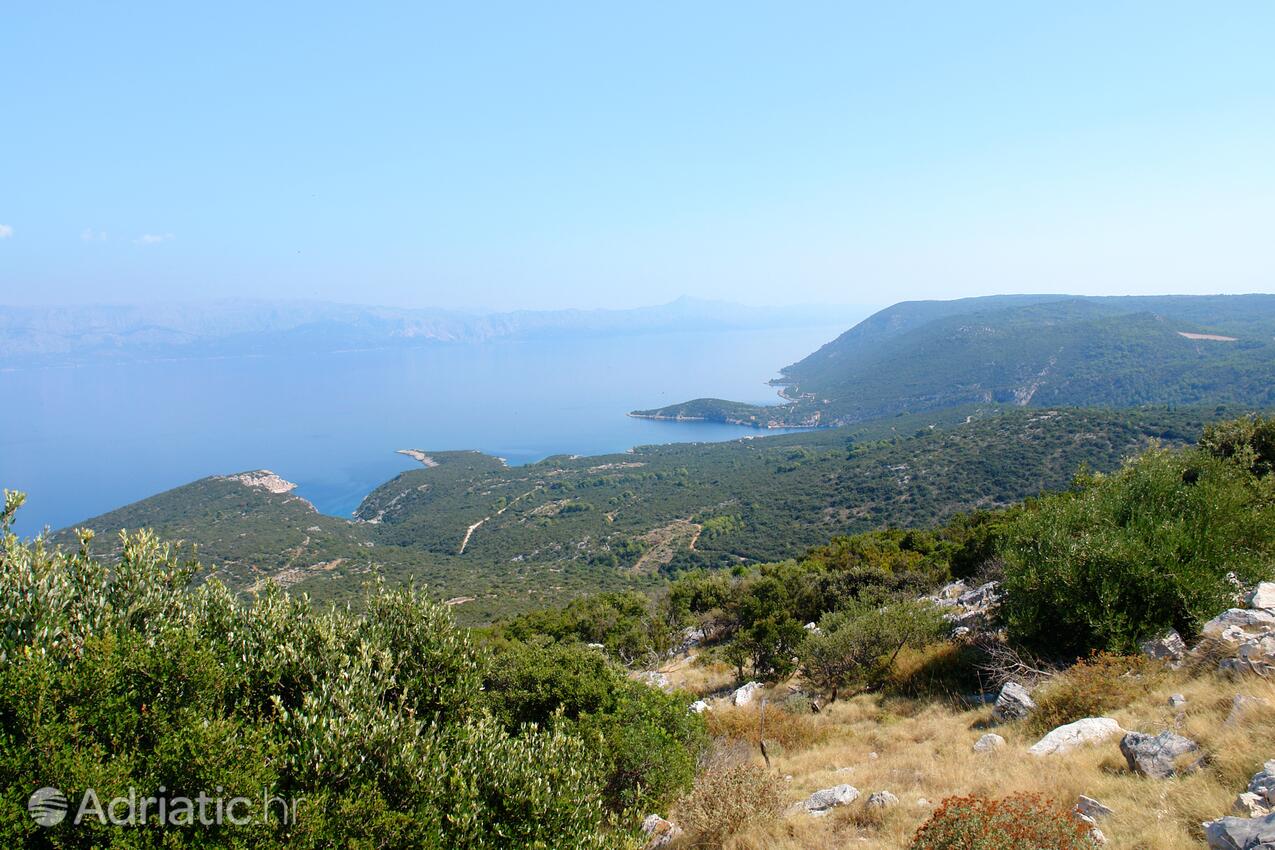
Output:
top-left (1, 326), bottom-right (844, 536)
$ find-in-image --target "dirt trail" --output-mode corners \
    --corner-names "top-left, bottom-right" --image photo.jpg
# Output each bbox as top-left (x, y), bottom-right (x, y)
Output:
top-left (458, 487), bottom-right (540, 554)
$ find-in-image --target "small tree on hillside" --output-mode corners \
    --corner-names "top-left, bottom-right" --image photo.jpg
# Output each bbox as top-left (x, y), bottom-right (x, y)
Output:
top-left (799, 600), bottom-right (945, 701)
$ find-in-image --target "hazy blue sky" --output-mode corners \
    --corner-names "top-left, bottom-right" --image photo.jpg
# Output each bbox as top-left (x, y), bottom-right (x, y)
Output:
top-left (2, 2), bottom-right (1272, 310)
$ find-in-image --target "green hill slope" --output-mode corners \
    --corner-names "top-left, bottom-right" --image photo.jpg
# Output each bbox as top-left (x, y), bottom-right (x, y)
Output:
top-left (634, 294), bottom-right (1275, 427)
top-left (52, 405), bottom-right (1227, 622)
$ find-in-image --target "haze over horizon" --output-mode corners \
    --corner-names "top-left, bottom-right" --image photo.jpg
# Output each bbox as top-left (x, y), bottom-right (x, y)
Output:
top-left (3, 2), bottom-right (1273, 311)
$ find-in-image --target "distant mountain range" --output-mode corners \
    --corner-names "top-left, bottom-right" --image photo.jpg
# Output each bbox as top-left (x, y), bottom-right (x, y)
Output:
top-left (0, 297), bottom-right (870, 368)
top-left (633, 294), bottom-right (1275, 427)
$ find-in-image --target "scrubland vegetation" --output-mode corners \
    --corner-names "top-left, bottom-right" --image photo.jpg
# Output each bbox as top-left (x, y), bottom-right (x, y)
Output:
top-left (4, 415), bottom-right (1275, 848)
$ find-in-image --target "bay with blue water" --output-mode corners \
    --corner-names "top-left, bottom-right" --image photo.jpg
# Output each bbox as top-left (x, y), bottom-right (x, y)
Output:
top-left (1, 325), bottom-right (843, 536)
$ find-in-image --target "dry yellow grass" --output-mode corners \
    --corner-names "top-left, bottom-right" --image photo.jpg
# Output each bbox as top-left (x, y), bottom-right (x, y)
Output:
top-left (705, 703), bottom-right (826, 753)
top-left (663, 655), bottom-right (738, 697)
top-left (665, 662), bottom-right (1275, 850)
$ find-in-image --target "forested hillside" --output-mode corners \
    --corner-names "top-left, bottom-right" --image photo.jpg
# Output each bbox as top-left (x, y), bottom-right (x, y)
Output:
top-left (636, 294), bottom-right (1275, 427)
top-left (55, 405), bottom-right (1222, 622)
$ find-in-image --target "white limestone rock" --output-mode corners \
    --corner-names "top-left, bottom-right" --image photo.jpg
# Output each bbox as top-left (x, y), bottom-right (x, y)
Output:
top-left (800, 784), bottom-right (860, 816)
top-left (1028, 718), bottom-right (1124, 757)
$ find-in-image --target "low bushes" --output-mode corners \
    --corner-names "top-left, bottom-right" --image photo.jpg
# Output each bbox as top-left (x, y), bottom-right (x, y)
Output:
top-left (910, 794), bottom-right (1098, 850)
top-left (1026, 653), bottom-right (1157, 735)
top-left (483, 641), bottom-right (707, 815)
top-left (673, 751), bottom-right (784, 847)
top-left (799, 600), bottom-right (947, 701)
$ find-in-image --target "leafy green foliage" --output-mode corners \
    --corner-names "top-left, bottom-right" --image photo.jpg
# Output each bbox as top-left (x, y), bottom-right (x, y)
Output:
top-left (0, 500), bottom-right (640, 849)
top-left (496, 591), bottom-right (673, 665)
top-left (1200, 413), bottom-right (1275, 477)
top-left (1000, 443), bottom-right (1275, 656)
top-left (482, 641), bottom-right (707, 815)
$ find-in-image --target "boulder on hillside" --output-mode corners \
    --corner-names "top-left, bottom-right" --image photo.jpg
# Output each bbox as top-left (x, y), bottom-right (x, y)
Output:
top-left (1204, 811), bottom-right (1275, 849)
top-left (637, 671), bottom-right (671, 691)
top-left (925, 580), bottom-right (1003, 630)
top-left (732, 681), bottom-right (764, 706)
top-left (640, 814), bottom-right (682, 848)
top-left (973, 733), bottom-right (1006, 752)
top-left (1203, 609), bottom-right (1275, 642)
top-left (688, 699), bottom-right (710, 714)
top-left (1141, 629), bottom-right (1188, 667)
top-left (1234, 792), bottom-right (1271, 819)
top-left (867, 790), bottom-right (899, 809)
top-left (675, 627), bottom-right (706, 654)
top-left (993, 681), bottom-right (1036, 722)
top-left (1202, 591), bottom-right (1275, 677)
top-left (1249, 760), bottom-right (1275, 805)
top-left (1248, 582), bottom-right (1275, 610)
top-left (1074, 795), bottom-right (1114, 823)
top-left (800, 784), bottom-right (860, 816)
top-left (1028, 718), bottom-right (1123, 757)
top-left (1120, 731), bottom-right (1203, 779)
top-left (1233, 759), bottom-right (1275, 818)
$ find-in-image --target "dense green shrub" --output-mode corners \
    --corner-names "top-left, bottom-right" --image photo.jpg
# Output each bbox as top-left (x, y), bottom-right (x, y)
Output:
top-left (0, 492), bottom-right (623, 849)
top-left (910, 794), bottom-right (1099, 850)
top-left (1000, 445), bottom-right (1275, 656)
top-left (483, 641), bottom-right (706, 814)
top-left (1200, 413), bottom-right (1275, 477)
top-left (496, 590), bottom-right (673, 664)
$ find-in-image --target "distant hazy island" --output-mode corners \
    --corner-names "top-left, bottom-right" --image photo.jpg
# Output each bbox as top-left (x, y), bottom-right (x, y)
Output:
top-left (0, 296), bottom-right (871, 369)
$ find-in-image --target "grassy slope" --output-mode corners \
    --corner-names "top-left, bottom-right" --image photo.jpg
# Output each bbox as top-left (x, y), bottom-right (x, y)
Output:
top-left (660, 654), bottom-right (1275, 850)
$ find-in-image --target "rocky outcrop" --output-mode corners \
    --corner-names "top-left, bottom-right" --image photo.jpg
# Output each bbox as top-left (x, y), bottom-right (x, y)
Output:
top-left (1248, 582), bottom-right (1275, 610)
top-left (1204, 609), bottom-right (1275, 641)
top-left (1196, 587), bottom-right (1275, 678)
top-left (800, 784), bottom-right (859, 816)
top-left (1141, 629), bottom-right (1188, 667)
top-left (1231, 760), bottom-right (1275, 818)
top-left (926, 580), bottom-right (1003, 631)
top-left (732, 681), bottom-right (764, 707)
top-left (993, 681), bottom-right (1036, 722)
top-left (220, 470), bottom-right (298, 494)
top-left (674, 627), bottom-right (706, 655)
top-left (1028, 718), bottom-right (1124, 757)
top-left (688, 699), bottom-right (710, 714)
top-left (637, 671), bottom-right (671, 691)
top-left (1204, 812), bottom-right (1275, 849)
top-left (640, 814), bottom-right (682, 848)
top-left (973, 733), bottom-right (1006, 752)
top-left (1120, 731), bottom-right (1203, 779)
top-left (1074, 795), bottom-right (1114, 823)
